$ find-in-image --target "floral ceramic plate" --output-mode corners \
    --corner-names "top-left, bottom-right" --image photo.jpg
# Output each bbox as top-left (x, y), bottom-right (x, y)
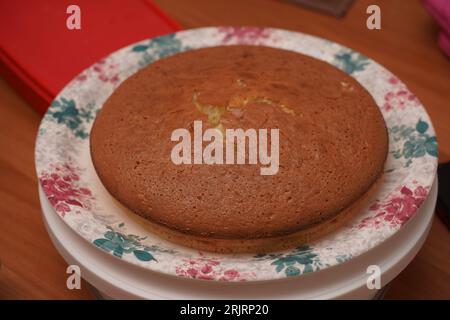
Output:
top-left (35, 27), bottom-right (438, 282)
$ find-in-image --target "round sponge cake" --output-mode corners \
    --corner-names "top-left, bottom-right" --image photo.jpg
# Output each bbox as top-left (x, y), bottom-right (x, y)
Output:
top-left (90, 45), bottom-right (388, 252)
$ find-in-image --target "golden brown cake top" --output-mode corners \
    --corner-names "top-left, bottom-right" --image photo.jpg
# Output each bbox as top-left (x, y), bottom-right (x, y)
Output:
top-left (90, 45), bottom-right (388, 239)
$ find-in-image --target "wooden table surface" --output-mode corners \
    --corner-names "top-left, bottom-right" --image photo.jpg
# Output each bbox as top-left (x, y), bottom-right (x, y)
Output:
top-left (0, 0), bottom-right (449, 299)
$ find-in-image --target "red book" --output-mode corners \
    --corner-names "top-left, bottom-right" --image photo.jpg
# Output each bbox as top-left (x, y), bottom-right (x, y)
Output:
top-left (0, 0), bottom-right (181, 114)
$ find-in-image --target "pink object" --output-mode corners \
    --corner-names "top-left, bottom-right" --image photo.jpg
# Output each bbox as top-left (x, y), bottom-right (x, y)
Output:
top-left (423, 0), bottom-right (450, 31)
top-left (438, 31), bottom-right (450, 56)
top-left (423, 0), bottom-right (450, 57)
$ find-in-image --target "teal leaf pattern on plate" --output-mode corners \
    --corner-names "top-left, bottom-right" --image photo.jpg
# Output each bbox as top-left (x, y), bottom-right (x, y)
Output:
top-left (390, 119), bottom-right (438, 167)
top-left (254, 246), bottom-right (322, 277)
top-left (47, 98), bottom-right (94, 139)
top-left (334, 50), bottom-right (369, 74)
top-left (93, 225), bottom-right (157, 262)
top-left (335, 254), bottom-right (352, 263)
top-left (131, 34), bottom-right (185, 67)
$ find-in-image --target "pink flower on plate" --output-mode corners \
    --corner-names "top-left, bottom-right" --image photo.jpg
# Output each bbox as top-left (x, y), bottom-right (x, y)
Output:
top-left (218, 26), bottom-right (272, 44)
top-left (175, 257), bottom-right (254, 281)
top-left (359, 185), bottom-right (428, 229)
top-left (76, 59), bottom-right (120, 85)
top-left (39, 163), bottom-right (94, 216)
top-left (383, 76), bottom-right (420, 111)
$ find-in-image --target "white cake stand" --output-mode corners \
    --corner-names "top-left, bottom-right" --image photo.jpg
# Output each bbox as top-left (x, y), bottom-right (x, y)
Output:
top-left (39, 178), bottom-right (437, 300)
